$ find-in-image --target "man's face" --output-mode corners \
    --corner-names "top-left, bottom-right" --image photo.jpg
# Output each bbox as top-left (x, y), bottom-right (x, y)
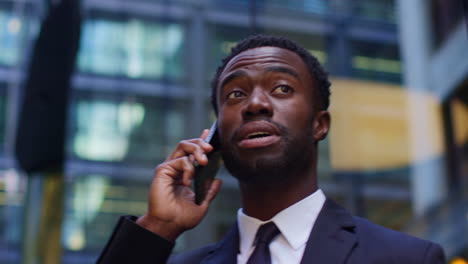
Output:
top-left (216, 46), bottom-right (328, 184)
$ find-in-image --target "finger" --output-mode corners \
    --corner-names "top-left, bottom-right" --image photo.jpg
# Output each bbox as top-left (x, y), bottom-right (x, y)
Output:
top-left (200, 129), bottom-right (210, 140)
top-left (157, 156), bottom-right (194, 186)
top-left (180, 157), bottom-right (196, 186)
top-left (167, 139), bottom-right (212, 164)
top-left (200, 179), bottom-right (222, 208)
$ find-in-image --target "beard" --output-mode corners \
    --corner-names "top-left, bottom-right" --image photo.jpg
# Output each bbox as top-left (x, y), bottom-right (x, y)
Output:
top-left (221, 119), bottom-right (315, 187)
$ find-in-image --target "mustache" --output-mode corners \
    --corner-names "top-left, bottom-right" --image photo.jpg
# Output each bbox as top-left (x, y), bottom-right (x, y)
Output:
top-left (230, 118), bottom-right (289, 142)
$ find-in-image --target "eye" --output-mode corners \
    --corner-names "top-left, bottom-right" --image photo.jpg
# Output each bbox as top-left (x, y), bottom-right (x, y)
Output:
top-left (272, 85), bottom-right (293, 95)
top-left (227, 90), bottom-right (246, 99)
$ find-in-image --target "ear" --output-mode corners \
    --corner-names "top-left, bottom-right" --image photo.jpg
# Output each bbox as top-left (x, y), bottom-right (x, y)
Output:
top-left (313, 110), bottom-right (330, 141)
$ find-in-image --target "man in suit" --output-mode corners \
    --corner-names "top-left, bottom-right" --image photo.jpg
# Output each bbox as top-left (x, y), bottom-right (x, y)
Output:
top-left (97, 35), bottom-right (445, 264)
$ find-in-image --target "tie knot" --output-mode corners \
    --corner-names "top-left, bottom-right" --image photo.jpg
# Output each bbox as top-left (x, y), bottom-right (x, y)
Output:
top-left (255, 222), bottom-right (280, 245)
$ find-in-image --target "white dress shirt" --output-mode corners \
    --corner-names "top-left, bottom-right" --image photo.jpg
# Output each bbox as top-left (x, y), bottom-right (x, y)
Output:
top-left (237, 189), bottom-right (326, 264)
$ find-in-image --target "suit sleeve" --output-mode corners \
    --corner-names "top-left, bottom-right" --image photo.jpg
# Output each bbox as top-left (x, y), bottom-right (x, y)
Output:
top-left (96, 216), bottom-right (175, 264)
top-left (422, 242), bottom-right (446, 264)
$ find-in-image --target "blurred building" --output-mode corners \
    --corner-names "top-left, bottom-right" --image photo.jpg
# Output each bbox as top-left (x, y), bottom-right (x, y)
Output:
top-left (0, 0), bottom-right (466, 263)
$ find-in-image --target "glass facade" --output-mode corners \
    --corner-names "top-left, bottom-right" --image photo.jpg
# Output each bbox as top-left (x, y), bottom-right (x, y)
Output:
top-left (0, 0), bottom-right (466, 263)
top-left (68, 92), bottom-right (187, 165)
top-left (78, 17), bottom-right (185, 81)
top-left (0, 9), bottom-right (22, 67)
top-left (351, 40), bottom-right (401, 84)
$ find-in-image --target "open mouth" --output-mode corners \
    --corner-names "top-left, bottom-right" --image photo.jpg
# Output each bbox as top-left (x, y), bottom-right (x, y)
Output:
top-left (237, 121), bottom-right (281, 149)
top-left (247, 132), bottom-right (271, 139)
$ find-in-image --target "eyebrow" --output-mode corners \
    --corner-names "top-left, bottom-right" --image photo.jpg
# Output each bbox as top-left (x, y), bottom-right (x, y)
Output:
top-left (219, 65), bottom-right (300, 89)
top-left (219, 70), bottom-right (248, 89)
top-left (264, 66), bottom-right (300, 80)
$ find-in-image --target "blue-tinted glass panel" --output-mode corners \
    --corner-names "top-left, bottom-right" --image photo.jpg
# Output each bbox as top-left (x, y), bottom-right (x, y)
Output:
top-left (68, 92), bottom-right (188, 165)
top-left (212, 0), bottom-right (329, 15)
top-left (0, 9), bottom-right (23, 67)
top-left (351, 0), bottom-right (397, 23)
top-left (77, 18), bottom-right (185, 80)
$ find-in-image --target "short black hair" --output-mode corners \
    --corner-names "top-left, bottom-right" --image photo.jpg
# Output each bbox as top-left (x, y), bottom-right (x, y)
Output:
top-left (210, 34), bottom-right (331, 114)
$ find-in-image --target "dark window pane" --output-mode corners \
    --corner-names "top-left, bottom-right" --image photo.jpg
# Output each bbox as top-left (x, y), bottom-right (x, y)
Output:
top-left (430, 0), bottom-right (465, 48)
top-left (351, 40), bottom-right (401, 84)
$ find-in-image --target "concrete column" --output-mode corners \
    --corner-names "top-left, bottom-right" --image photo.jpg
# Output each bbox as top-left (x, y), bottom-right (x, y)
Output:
top-left (398, 0), bottom-right (447, 216)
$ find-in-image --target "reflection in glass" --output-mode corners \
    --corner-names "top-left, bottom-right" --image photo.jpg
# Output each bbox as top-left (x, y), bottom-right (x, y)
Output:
top-left (70, 93), bottom-right (187, 164)
top-left (78, 18), bottom-right (184, 80)
top-left (0, 9), bottom-right (22, 66)
top-left (62, 174), bottom-right (149, 253)
top-left (74, 100), bottom-right (146, 162)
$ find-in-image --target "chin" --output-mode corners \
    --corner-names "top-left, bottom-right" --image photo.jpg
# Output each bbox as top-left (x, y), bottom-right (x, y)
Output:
top-left (223, 150), bottom-right (294, 186)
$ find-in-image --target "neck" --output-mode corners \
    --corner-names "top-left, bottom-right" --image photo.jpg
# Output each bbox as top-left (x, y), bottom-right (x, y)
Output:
top-left (239, 170), bottom-right (318, 221)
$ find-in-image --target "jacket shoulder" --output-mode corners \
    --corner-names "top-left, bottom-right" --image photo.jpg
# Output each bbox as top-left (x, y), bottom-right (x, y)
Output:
top-left (352, 216), bottom-right (445, 263)
top-left (168, 243), bottom-right (220, 264)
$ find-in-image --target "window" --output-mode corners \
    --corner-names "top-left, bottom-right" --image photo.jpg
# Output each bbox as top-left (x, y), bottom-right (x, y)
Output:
top-left (212, 0), bottom-right (329, 15)
top-left (62, 174), bottom-right (149, 254)
top-left (0, 9), bottom-right (23, 67)
top-left (68, 92), bottom-right (188, 165)
top-left (351, 0), bottom-right (397, 23)
top-left (351, 40), bottom-right (401, 84)
top-left (77, 17), bottom-right (185, 81)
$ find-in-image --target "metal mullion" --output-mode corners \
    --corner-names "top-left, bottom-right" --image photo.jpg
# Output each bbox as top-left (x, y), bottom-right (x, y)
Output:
top-left (205, 9), bottom-right (332, 36)
top-left (348, 23), bottom-right (398, 44)
top-left (83, 0), bottom-right (191, 21)
top-left (72, 75), bottom-right (190, 99)
top-left (65, 159), bottom-right (155, 181)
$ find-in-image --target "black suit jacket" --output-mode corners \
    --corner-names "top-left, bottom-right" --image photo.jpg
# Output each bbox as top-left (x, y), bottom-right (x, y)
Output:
top-left (97, 199), bottom-right (445, 264)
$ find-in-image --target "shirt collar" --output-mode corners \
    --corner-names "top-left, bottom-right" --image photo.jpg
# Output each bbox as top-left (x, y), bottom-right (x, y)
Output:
top-left (237, 189), bottom-right (326, 253)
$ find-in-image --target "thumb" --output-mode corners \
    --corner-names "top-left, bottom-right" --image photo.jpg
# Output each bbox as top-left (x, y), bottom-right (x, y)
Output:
top-left (200, 179), bottom-right (222, 209)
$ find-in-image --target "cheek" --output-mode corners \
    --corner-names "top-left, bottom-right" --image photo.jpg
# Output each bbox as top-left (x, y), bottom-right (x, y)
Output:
top-left (275, 99), bottom-right (312, 125)
top-left (218, 108), bottom-right (240, 139)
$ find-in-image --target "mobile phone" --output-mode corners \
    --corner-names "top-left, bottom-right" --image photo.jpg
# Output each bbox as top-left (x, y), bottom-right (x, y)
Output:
top-left (194, 121), bottom-right (222, 205)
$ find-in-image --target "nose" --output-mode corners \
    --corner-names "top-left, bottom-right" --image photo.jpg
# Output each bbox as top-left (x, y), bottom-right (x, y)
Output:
top-left (242, 87), bottom-right (273, 119)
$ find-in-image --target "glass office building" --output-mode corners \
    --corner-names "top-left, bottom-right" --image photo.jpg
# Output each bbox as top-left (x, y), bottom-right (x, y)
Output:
top-left (0, 0), bottom-right (466, 263)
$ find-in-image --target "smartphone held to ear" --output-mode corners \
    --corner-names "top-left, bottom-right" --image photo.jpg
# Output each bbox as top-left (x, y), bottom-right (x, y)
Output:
top-left (194, 121), bottom-right (222, 205)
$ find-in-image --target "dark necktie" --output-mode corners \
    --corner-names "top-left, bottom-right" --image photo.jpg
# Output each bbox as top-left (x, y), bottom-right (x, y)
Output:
top-left (246, 222), bottom-right (280, 264)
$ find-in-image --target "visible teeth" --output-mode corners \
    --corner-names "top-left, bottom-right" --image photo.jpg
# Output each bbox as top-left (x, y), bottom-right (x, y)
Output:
top-left (247, 132), bottom-right (270, 139)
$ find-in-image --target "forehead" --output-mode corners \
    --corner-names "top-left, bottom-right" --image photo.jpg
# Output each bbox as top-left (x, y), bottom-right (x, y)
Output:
top-left (221, 46), bottom-right (310, 78)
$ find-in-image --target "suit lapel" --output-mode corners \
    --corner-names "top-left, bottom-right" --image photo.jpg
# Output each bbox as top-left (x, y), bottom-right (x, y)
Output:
top-left (200, 223), bottom-right (239, 264)
top-left (300, 199), bottom-right (358, 264)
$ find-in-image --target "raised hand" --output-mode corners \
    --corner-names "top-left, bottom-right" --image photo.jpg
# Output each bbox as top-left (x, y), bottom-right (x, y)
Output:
top-left (136, 129), bottom-right (223, 241)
